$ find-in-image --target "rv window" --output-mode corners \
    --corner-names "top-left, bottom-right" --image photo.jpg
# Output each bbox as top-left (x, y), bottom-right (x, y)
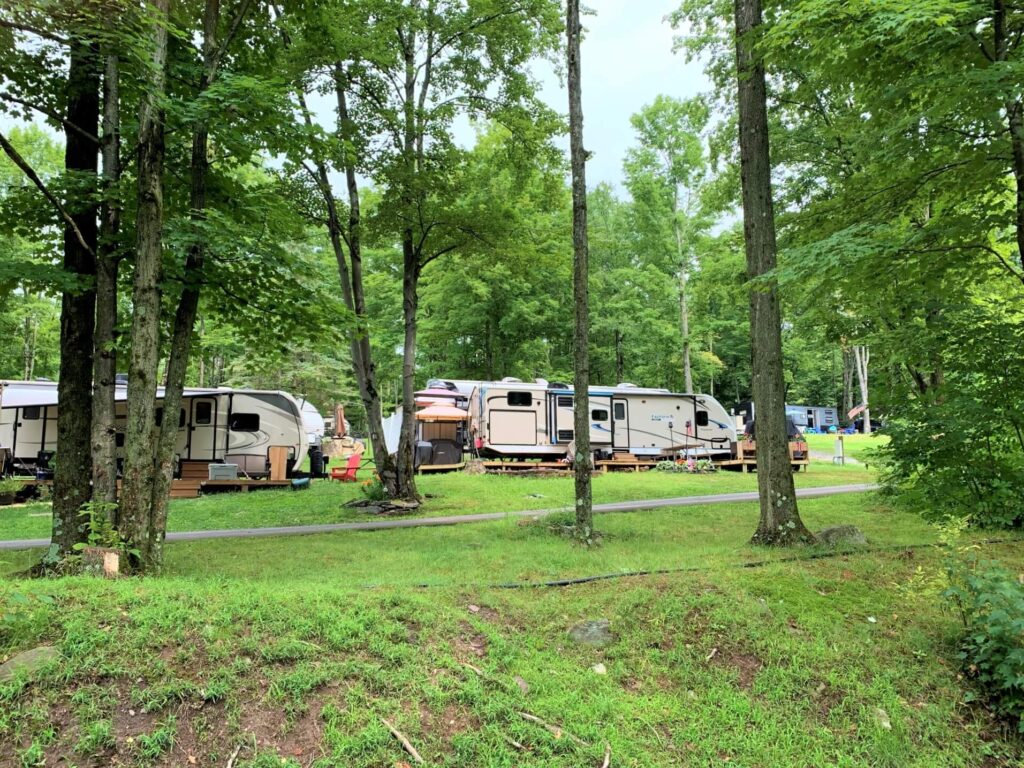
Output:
top-left (154, 408), bottom-right (162, 426)
top-left (115, 432), bottom-right (125, 448)
top-left (507, 392), bottom-right (532, 407)
top-left (613, 402), bottom-right (626, 420)
top-left (229, 413), bottom-right (260, 432)
top-left (195, 401), bottom-right (212, 425)
top-left (696, 410), bottom-right (710, 427)
top-left (22, 406), bottom-right (40, 420)
top-left (591, 409), bottom-right (609, 421)
top-left (557, 395), bottom-right (574, 408)
top-left (557, 429), bottom-right (574, 441)
top-left (179, 408), bottom-right (186, 428)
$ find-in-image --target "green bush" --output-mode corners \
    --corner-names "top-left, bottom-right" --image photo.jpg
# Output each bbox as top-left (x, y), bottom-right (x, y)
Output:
top-left (945, 559), bottom-right (1024, 731)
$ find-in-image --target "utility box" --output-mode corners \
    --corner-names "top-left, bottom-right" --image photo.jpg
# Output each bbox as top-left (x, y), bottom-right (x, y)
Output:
top-left (209, 463), bottom-right (239, 480)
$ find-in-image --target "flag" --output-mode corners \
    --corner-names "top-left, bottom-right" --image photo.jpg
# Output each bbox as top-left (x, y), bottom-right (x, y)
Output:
top-left (848, 403), bottom-right (867, 421)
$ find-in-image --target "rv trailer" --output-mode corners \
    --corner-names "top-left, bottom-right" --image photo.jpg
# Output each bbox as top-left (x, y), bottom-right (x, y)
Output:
top-left (0, 381), bottom-right (308, 477)
top-left (453, 379), bottom-right (736, 460)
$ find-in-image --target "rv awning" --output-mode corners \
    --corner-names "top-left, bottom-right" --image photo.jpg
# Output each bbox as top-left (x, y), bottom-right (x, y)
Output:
top-left (414, 405), bottom-right (468, 422)
top-left (414, 388), bottom-right (465, 407)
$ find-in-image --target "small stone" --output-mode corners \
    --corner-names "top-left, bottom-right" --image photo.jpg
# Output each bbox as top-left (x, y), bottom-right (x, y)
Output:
top-left (129, 709), bottom-right (136, 717)
top-left (468, 604), bottom-right (480, 614)
top-left (567, 619), bottom-right (614, 648)
top-left (875, 707), bottom-right (892, 730)
top-left (867, 616), bottom-right (877, 624)
top-left (514, 676), bottom-right (530, 695)
top-left (815, 525), bottom-right (867, 548)
top-left (591, 663), bottom-right (607, 675)
top-left (0, 646), bottom-right (60, 682)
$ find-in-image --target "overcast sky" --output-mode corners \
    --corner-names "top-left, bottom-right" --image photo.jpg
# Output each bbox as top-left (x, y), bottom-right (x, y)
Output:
top-left (529, 0), bottom-right (709, 191)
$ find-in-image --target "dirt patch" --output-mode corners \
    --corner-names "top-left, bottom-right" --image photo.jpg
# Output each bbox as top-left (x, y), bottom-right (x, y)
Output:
top-left (420, 702), bottom-right (479, 744)
top-left (811, 682), bottom-right (844, 720)
top-left (453, 621), bottom-right (488, 659)
top-left (712, 649), bottom-right (764, 691)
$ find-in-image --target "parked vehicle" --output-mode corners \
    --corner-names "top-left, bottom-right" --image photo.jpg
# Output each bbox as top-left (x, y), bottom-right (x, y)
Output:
top-left (425, 378), bottom-right (736, 460)
top-left (0, 380), bottom-right (308, 477)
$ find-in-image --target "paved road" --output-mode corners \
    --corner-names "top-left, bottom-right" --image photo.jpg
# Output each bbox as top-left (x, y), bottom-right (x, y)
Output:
top-left (0, 483), bottom-right (878, 550)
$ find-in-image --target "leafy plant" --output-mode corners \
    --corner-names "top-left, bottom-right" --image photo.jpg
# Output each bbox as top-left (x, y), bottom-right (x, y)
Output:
top-left (73, 501), bottom-right (139, 562)
top-left (945, 557), bottom-right (1024, 731)
top-left (359, 476), bottom-right (387, 502)
top-left (0, 476), bottom-right (26, 495)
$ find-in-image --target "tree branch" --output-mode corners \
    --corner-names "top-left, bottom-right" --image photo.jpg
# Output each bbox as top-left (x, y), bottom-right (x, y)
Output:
top-left (0, 127), bottom-right (94, 256)
top-left (0, 92), bottom-right (100, 145)
top-left (0, 17), bottom-right (67, 44)
top-left (208, 0), bottom-right (254, 83)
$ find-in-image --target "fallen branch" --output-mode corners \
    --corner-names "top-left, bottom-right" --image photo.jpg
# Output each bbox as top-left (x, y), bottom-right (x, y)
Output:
top-left (381, 717), bottom-right (424, 764)
top-left (225, 743), bottom-right (242, 768)
top-left (503, 734), bottom-right (526, 750)
top-left (705, 647), bottom-right (718, 662)
top-left (518, 711), bottom-right (590, 748)
top-left (601, 741), bottom-right (611, 768)
top-left (461, 661), bottom-right (484, 676)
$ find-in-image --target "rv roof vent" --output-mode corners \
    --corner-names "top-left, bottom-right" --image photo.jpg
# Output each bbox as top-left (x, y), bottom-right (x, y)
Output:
top-left (535, 378), bottom-right (548, 386)
top-left (501, 377), bottom-right (523, 383)
top-left (616, 382), bottom-right (637, 389)
top-left (550, 381), bottom-right (569, 389)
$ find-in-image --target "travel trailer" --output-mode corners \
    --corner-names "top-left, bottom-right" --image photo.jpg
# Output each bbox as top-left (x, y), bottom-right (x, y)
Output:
top-left (425, 378), bottom-right (736, 460)
top-left (735, 400), bottom-right (839, 432)
top-left (0, 380), bottom-right (308, 477)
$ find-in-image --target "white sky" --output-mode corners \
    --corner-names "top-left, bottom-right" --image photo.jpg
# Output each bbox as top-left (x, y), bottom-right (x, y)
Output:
top-left (530, 0), bottom-right (709, 190)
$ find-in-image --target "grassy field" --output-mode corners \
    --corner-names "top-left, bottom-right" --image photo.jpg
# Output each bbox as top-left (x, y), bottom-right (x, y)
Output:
top-left (1, 491), bottom-right (1022, 766)
top-left (803, 433), bottom-right (890, 464)
top-left (0, 460), bottom-right (874, 543)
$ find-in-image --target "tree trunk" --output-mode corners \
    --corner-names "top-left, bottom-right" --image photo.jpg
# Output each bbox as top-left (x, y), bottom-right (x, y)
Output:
top-left (734, 0), bottom-right (812, 547)
top-left (614, 328), bottom-right (624, 383)
top-left (51, 40), bottom-right (100, 560)
top-left (331, 70), bottom-right (402, 496)
top-left (148, 0), bottom-right (223, 568)
top-left (395, 239), bottom-right (421, 501)
top-left (92, 48), bottom-right (122, 510)
top-left (993, 0), bottom-right (1024, 272)
top-left (674, 216), bottom-right (693, 392)
top-left (119, 0), bottom-right (170, 570)
top-left (853, 345), bottom-right (871, 435)
top-left (567, 0), bottom-right (592, 539)
top-left (842, 346), bottom-right (854, 420)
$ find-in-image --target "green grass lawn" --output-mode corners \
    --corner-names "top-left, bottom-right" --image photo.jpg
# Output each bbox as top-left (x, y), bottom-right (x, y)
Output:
top-left (1, 491), bottom-right (1021, 766)
top-left (804, 433), bottom-right (890, 464)
top-left (0, 460), bottom-right (874, 542)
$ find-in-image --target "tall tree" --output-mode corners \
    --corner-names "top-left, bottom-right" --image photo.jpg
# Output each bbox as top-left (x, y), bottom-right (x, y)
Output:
top-left (119, 0), bottom-right (170, 570)
top-left (624, 96), bottom-right (712, 393)
top-left (91, 45), bottom-right (122, 508)
top-left (51, 37), bottom-right (100, 559)
top-left (734, 0), bottom-right (812, 546)
top-left (567, 0), bottom-right (592, 539)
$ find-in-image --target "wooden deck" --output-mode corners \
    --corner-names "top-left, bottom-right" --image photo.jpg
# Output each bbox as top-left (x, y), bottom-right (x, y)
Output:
top-left (716, 441), bottom-right (810, 473)
top-left (417, 463), bottom-right (466, 474)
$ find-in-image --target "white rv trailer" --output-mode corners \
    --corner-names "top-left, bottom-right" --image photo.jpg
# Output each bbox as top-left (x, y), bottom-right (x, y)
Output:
top-left (0, 380), bottom-right (308, 476)
top-left (444, 378), bottom-right (736, 460)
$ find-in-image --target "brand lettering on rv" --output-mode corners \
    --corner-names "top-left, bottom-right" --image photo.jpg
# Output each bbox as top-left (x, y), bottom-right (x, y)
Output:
top-left (650, 414), bottom-right (674, 421)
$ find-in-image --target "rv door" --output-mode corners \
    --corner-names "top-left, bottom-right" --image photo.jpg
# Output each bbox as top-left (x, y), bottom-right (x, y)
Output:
top-left (612, 398), bottom-right (629, 449)
top-left (188, 397), bottom-right (218, 461)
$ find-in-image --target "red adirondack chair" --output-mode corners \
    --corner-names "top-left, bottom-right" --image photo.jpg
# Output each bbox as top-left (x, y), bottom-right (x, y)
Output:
top-left (330, 453), bottom-right (361, 482)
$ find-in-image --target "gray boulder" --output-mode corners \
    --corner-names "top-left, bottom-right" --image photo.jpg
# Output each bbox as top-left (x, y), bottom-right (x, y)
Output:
top-left (815, 525), bottom-right (867, 548)
top-left (568, 619), bottom-right (614, 647)
top-left (0, 645), bottom-right (60, 682)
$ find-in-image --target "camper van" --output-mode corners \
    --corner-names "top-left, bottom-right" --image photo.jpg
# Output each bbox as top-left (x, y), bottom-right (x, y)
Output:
top-left (0, 381), bottom-right (308, 477)
top-left (446, 379), bottom-right (736, 460)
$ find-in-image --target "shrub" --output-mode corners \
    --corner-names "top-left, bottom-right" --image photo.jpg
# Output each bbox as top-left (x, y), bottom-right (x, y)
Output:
top-left (945, 558), bottom-right (1024, 731)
